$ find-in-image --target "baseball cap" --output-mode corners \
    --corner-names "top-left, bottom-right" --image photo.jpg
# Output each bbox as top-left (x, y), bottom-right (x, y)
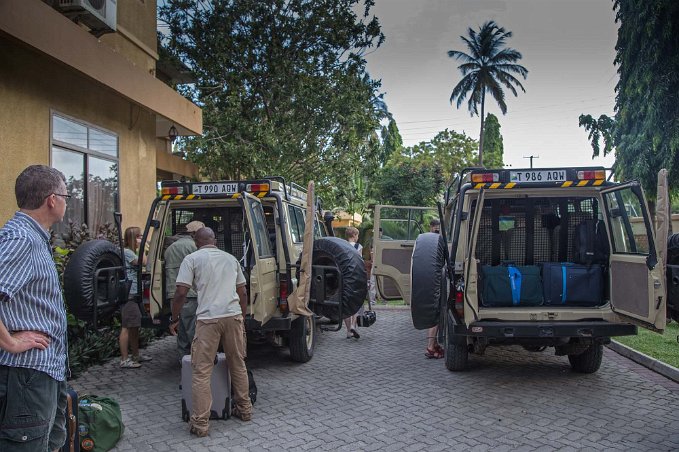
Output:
top-left (185, 220), bottom-right (205, 233)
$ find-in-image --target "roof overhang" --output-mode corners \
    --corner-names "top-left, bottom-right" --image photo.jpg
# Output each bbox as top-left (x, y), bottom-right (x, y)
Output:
top-left (0, 0), bottom-right (202, 136)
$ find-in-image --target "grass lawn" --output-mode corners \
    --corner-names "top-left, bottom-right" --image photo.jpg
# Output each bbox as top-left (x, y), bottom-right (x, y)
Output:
top-left (614, 321), bottom-right (679, 369)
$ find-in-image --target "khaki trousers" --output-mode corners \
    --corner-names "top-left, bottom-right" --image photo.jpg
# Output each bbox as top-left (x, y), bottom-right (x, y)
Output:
top-left (190, 315), bottom-right (251, 432)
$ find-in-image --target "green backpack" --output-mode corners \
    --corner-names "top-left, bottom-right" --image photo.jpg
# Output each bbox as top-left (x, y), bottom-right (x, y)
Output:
top-left (78, 395), bottom-right (124, 452)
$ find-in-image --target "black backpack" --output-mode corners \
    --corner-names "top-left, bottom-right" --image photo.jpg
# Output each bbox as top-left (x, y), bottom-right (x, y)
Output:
top-left (574, 219), bottom-right (610, 265)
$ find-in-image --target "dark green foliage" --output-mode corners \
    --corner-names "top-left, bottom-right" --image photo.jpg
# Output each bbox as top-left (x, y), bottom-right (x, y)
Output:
top-left (612, 0), bottom-right (679, 196)
top-left (482, 113), bottom-right (504, 168)
top-left (380, 119), bottom-right (403, 167)
top-left (578, 114), bottom-right (616, 158)
top-left (389, 129), bottom-right (477, 183)
top-left (374, 161), bottom-right (444, 207)
top-left (67, 325), bottom-right (158, 379)
top-left (581, 1), bottom-right (679, 197)
top-left (159, 0), bottom-right (386, 205)
top-left (448, 20), bottom-right (528, 166)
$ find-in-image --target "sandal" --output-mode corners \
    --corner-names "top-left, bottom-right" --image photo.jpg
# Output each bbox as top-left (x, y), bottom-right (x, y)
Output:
top-left (425, 347), bottom-right (443, 359)
top-left (434, 344), bottom-right (445, 358)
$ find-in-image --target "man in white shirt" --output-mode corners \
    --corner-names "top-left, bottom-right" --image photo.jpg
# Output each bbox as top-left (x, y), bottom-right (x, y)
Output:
top-left (170, 227), bottom-right (252, 437)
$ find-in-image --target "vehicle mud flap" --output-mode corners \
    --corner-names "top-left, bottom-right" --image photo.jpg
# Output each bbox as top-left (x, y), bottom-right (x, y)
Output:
top-left (411, 232), bottom-right (446, 330)
top-left (63, 239), bottom-right (126, 323)
top-left (310, 237), bottom-right (367, 323)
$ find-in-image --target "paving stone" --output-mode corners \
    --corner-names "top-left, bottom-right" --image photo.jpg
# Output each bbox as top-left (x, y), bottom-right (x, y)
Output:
top-left (68, 309), bottom-right (679, 451)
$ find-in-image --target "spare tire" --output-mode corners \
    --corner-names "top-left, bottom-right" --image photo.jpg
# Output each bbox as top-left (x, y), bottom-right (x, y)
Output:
top-left (64, 240), bottom-right (124, 323)
top-left (411, 232), bottom-right (447, 330)
top-left (311, 237), bottom-right (367, 322)
top-left (667, 233), bottom-right (679, 265)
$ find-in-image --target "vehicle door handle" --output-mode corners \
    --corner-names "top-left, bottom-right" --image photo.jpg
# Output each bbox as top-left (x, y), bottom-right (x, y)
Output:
top-left (400, 244), bottom-right (414, 248)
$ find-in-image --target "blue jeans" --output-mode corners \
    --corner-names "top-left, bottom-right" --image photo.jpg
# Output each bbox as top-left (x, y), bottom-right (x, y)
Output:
top-left (0, 365), bottom-right (67, 451)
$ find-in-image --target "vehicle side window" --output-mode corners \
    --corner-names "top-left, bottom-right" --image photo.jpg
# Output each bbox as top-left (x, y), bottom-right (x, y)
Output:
top-left (288, 205), bottom-right (305, 243)
top-left (379, 207), bottom-right (436, 240)
top-left (246, 198), bottom-right (273, 257)
top-left (604, 188), bottom-right (649, 254)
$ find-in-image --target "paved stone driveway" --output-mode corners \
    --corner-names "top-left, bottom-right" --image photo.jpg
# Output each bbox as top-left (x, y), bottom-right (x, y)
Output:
top-left (71, 309), bottom-right (679, 451)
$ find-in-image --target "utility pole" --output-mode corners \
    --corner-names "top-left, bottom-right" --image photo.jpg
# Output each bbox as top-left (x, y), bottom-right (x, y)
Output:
top-left (523, 155), bottom-right (539, 168)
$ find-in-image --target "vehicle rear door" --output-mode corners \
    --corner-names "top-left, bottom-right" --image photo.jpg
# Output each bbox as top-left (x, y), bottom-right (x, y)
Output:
top-left (373, 205), bottom-right (438, 303)
top-left (601, 182), bottom-right (666, 331)
top-left (240, 192), bottom-right (278, 325)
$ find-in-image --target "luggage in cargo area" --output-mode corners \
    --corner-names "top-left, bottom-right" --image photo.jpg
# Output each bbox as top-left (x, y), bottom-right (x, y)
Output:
top-left (542, 262), bottom-right (604, 306)
top-left (480, 265), bottom-right (543, 307)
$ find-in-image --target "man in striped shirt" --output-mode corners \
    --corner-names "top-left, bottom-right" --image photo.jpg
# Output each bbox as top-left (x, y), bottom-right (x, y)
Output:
top-left (0, 165), bottom-right (69, 451)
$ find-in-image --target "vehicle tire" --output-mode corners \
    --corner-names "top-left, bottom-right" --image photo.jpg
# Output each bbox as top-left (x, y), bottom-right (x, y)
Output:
top-left (289, 315), bottom-right (316, 363)
top-left (63, 239), bottom-right (123, 323)
top-left (668, 233), bottom-right (679, 251)
top-left (568, 344), bottom-right (603, 373)
top-left (411, 232), bottom-right (447, 330)
top-left (667, 233), bottom-right (679, 265)
top-left (444, 311), bottom-right (468, 371)
top-left (311, 237), bottom-right (367, 322)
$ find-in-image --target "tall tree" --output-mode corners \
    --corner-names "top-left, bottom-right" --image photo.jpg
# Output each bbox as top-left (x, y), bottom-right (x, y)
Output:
top-left (160, 0), bottom-right (386, 190)
top-left (380, 119), bottom-right (403, 167)
top-left (580, 1), bottom-right (679, 198)
top-left (482, 113), bottom-right (504, 168)
top-left (448, 20), bottom-right (528, 167)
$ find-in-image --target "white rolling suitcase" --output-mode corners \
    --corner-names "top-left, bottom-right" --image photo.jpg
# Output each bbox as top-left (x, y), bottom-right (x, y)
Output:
top-left (181, 353), bottom-right (231, 421)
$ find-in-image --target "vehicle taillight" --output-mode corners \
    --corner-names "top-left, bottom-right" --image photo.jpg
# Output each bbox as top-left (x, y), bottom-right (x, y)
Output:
top-left (577, 170), bottom-right (605, 181)
top-left (142, 282), bottom-right (150, 314)
top-left (279, 279), bottom-right (289, 314)
top-left (471, 173), bottom-right (500, 183)
top-left (161, 186), bottom-right (184, 195)
top-left (246, 183), bottom-right (270, 193)
top-left (454, 279), bottom-right (465, 318)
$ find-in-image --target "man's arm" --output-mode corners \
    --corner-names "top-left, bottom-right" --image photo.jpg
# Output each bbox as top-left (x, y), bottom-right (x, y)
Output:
top-left (236, 284), bottom-right (247, 317)
top-left (0, 318), bottom-right (50, 353)
top-left (169, 284), bottom-right (190, 336)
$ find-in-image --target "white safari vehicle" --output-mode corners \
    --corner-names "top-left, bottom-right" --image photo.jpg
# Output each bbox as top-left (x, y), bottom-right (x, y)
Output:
top-left (64, 178), bottom-right (366, 363)
top-left (373, 167), bottom-right (668, 373)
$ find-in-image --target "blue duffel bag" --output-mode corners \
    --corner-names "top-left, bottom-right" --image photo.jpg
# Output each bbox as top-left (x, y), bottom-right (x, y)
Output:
top-left (542, 262), bottom-right (604, 306)
top-left (480, 265), bottom-right (543, 307)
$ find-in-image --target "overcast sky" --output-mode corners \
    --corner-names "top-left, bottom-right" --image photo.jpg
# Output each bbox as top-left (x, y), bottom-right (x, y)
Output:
top-left (364, 0), bottom-right (619, 170)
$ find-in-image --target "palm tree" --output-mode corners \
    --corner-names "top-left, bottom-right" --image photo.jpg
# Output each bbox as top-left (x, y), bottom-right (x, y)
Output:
top-left (448, 21), bottom-right (528, 166)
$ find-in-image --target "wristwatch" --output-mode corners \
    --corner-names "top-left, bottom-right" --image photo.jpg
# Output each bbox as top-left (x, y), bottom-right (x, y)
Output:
top-left (170, 315), bottom-right (180, 324)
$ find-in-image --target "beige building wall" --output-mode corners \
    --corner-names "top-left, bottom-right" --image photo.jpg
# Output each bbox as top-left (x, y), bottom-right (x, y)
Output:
top-left (0, 39), bottom-right (157, 231)
top-left (100, 0), bottom-right (158, 75)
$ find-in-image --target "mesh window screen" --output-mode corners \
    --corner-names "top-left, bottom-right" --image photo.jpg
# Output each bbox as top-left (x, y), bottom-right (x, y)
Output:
top-left (472, 196), bottom-right (598, 266)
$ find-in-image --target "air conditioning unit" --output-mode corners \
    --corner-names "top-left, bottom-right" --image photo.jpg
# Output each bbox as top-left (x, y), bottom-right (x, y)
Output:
top-left (54, 0), bottom-right (117, 35)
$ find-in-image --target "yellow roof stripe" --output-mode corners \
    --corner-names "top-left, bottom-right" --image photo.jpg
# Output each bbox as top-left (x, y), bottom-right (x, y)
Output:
top-left (489, 183), bottom-right (501, 189)
top-left (577, 180), bottom-right (589, 187)
top-left (593, 179), bottom-right (604, 186)
top-left (505, 182), bottom-right (516, 189)
top-left (561, 181), bottom-right (573, 187)
top-left (474, 183), bottom-right (485, 189)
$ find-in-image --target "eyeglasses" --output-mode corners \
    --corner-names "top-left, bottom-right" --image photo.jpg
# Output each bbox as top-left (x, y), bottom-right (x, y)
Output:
top-left (52, 193), bottom-right (72, 199)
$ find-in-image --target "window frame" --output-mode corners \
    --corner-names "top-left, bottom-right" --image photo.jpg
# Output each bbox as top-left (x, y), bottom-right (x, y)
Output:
top-left (49, 111), bottom-right (119, 232)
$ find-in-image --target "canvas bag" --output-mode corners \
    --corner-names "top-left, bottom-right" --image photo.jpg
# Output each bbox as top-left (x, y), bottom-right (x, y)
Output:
top-left (78, 395), bottom-right (124, 452)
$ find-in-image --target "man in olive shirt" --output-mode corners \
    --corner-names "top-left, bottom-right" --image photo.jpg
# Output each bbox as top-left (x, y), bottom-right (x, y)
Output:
top-left (165, 220), bottom-right (204, 356)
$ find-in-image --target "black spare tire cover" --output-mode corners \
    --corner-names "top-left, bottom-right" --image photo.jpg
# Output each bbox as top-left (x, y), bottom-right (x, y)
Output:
top-left (311, 237), bottom-right (367, 322)
top-left (668, 233), bottom-right (679, 265)
top-left (63, 239), bottom-right (124, 323)
top-left (411, 232), bottom-right (447, 330)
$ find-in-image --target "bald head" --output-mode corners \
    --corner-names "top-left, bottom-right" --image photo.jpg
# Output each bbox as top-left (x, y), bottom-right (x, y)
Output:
top-left (194, 227), bottom-right (216, 248)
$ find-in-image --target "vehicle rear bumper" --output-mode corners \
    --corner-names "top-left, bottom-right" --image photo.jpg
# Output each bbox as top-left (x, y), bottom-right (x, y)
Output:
top-left (452, 321), bottom-right (637, 339)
